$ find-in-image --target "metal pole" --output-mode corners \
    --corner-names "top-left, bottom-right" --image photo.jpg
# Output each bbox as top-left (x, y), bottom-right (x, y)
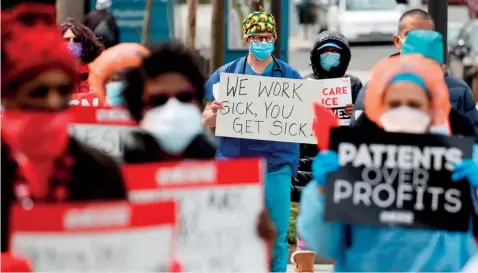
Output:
top-left (186, 0), bottom-right (198, 50)
top-left (428, 0), bottom-right (448, 63)
top-left (141, 0), bottom-right (153, 46)
top-left (271, 0), bottom-right (282, 59)
top-left (251, 0), bottom-right (264, 11)
top-left (210, 0), bottom-right (225, 74)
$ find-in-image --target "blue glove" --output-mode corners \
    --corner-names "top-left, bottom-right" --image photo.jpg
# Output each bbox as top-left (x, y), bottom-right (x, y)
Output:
top-left (451, 144), bottom-right (478, 187)
top-left (312, 151), bottom-right (340, 185)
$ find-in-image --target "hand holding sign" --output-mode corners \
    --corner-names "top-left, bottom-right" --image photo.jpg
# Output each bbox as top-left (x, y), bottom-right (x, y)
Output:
top-left (210, 100), bottom-right (224, 114)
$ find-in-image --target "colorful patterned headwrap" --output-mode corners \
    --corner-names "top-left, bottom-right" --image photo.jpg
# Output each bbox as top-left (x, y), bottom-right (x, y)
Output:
top-left (242, 11), bottom-right (277, 38)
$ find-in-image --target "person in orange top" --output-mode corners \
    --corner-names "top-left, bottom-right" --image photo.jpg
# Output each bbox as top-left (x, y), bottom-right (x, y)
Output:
top-left (88, 43), bottom-right (150, 106)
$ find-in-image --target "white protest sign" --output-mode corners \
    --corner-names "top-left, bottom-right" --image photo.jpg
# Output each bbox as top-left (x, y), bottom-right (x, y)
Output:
top-left (215, 73), bottom-right (352, 144)
top-left (68, 106), bottom-right (139, 159)
top-left (212, 83), bottom-right (220, 100)
top-left (123, 158), bottom-right (268, 272)
top-left (9, 201), bottom-right (177, 272)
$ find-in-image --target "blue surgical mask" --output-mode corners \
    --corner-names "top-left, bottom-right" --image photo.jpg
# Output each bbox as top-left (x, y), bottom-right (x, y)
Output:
top-left (250, 41), bottom-right (274, 60)
top-left (105, 81), bottom-right (125, 106)
top-left (320, 52), bottom-right (341, 71)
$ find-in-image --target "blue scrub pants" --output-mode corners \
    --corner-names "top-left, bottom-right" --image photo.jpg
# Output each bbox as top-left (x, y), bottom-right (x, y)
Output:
top-left (265, 165), bottom-right (292, 272)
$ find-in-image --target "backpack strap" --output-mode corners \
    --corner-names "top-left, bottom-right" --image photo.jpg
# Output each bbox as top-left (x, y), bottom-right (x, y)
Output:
top-left (344, 224), bottom-right (352, 248)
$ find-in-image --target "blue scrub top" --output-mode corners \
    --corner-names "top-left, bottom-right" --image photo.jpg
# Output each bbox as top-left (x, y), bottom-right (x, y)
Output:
top-left (204, 56), bottom-right (303, 174)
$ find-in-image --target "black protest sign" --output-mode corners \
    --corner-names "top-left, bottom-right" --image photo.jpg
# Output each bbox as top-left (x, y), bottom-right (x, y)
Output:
top-left (324, 127), bottom-right (474, 232)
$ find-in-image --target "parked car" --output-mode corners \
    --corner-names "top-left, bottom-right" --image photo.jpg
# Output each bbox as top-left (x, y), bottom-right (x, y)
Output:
top-left (448, 19), bottom-right (478, 87)
top-left (325, 0), bottom-right (403, 43)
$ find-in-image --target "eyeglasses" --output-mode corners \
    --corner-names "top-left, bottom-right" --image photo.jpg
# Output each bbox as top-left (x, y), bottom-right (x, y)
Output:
top-left (29, 84), bottom-right (75, 98)
top-left (248, 35), bottom-right (275, 43)
top-left (146, 90), bottom-right (196, 107)
top-left (63, 37), bottom-right (81, 43)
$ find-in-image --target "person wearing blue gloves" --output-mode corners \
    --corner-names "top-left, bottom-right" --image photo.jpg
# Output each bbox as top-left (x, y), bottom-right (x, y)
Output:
top-left (351, 10), bottom-right (478, 141)
top-left (297, 54), bottom-right (478, 272)
top-left (201, 11), bottom-right (302, 272)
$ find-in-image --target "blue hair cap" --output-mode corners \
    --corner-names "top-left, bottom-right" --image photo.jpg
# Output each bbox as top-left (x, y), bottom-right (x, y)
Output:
top-left (402, 29), bottom-right (444, 65)
top-left (318, 42), bottom-right (342, 50)
top-left (389, 73), bottom-right (430, 95)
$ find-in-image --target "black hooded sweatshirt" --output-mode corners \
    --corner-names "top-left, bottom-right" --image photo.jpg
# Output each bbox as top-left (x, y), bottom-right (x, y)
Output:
top-left (291, 31), bottom-right (363, 203)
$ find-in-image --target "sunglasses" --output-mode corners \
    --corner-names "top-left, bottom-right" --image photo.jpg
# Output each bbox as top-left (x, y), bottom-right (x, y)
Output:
top-left (64, 37), bottom-right (81, 43)
top-left (145, 90), bottom-right (196, 108)
top-left (29, 84), bottom-right (75, 98)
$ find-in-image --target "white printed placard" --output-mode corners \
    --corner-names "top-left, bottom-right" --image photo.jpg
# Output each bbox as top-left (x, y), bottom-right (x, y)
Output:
top-left (215, 73), bottom-right (352, 144)
top-left (9, 201), bottom-right (177, 271)
top-left (68, 106), bottom-right (139, 159)
top-left (123, 158), bottom-right (268, 272)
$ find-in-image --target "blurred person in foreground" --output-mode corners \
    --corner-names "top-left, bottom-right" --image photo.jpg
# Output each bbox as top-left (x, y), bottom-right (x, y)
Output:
top-left (202, 11), bottom-right (302, 272)
top-left (121, 42), bottom-right (277, 260)
top-left (88, 43), bottom-right (150, 106)
top-left (297, 54), bottom-right (478, 271)
top-left (291, 30), bottom-right (363, 272)
top-left (1, 5), bottom-right (126, 253)
top-left (351, 9), bottom-right (478, 138)
top-left (84, 0), bottom-right (120, 49)
top-left (61, 18), bottom-right (104, 93)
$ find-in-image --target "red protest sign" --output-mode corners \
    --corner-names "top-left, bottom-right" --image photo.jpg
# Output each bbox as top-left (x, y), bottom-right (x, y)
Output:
top-left (313, 102), bottom-right (339, 151)
top-left (9, 201), bottom-right (177, 271)
top-left (68, 106), bottom-right (138, 158)
top-left (122, 158), bottom-right (269, 272)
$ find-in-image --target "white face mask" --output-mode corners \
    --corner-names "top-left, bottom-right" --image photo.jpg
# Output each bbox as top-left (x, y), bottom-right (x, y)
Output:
top-left (140, 98), bottom-right (203, 155)
top-left (379, 106), bottom-right (431, 134)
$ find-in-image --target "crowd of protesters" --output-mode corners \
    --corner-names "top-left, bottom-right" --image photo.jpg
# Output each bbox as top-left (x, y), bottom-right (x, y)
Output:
top-left (1, 0), bottom-right (478, 272)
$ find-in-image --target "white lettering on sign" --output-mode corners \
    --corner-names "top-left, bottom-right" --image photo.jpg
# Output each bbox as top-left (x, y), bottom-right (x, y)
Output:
top-left (156, 164), bottom-right (217, 185)
top-left (216, 73), bottom-right (352, 144)
top-left (69, 98), bottom-right (99, 107)
top-left (64, 206), bottom-right (131, 229)
top-left (338, 143), bottom-right (463, 171)
top-left (96, 109), bottom-right (132, 122)
top-left (332, 141), bottom-right (465, 218)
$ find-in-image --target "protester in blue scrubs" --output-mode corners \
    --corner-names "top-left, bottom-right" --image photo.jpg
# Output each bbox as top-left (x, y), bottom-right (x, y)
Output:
top-left (202, 11), bottom-right (302, 272)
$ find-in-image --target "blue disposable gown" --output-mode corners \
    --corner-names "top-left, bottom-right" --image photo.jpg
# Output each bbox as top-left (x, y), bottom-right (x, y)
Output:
top-left (297, 181), bottom-right (478, 272)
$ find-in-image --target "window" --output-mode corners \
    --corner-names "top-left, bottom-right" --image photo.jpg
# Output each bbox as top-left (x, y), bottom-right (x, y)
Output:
top-left (345, 0), bottom-right (397, 11)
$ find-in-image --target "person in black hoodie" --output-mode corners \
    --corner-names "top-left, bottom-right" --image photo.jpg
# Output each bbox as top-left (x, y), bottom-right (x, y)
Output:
top-left (290, 30), bottom-right (363, 272)
top-left (121, 42), bottom-right (277, 267)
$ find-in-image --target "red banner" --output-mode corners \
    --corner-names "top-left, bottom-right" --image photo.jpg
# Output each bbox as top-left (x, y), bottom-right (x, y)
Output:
top-left (69, 106), bottom-right (137, 127)
top-left (123, 157), bottom-right (264, 191)
top-left (9, 201), bottom-right (177, 271)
